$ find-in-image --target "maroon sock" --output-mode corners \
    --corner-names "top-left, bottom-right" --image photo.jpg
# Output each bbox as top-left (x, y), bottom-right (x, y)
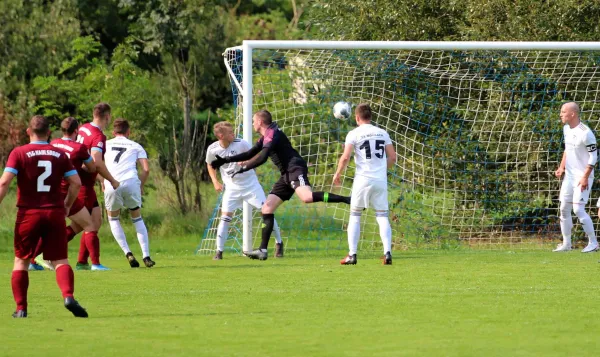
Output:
top-left (11, 270), bottom-right (29, 311)
top-left (77, 235), bottom-right (89, 264)
top-left (66, 226), bottom-right (77, 242)
top-left (55, 265), bottom-right (74, 298)
top-left (85, 231), bottom-right (101, 265)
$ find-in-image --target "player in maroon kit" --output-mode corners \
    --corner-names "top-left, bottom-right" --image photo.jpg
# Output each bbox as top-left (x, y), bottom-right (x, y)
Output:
top-left (74, 103), bottom-right (120, 270)
top-left (29, 117), bottom-right (99, 270)
top-left (0, 115), bottom-right (88, 318)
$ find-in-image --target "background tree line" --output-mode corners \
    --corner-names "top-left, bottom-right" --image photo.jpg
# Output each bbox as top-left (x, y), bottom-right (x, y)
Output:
top-left (1, 0), bottom-right (599, 219)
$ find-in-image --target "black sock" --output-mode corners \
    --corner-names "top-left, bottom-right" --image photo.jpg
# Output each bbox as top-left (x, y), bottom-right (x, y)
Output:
top-left (260, 214), bottom-right (275, 250)
top-left (312, 191), bottom-right (351, 204)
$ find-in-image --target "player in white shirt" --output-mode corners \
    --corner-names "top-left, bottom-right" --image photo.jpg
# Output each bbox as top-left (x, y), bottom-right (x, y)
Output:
top-left (554, 102), bottom-right (598, 253)
top-left (333, 103), bottom-right (397, 265)
top-left (103, 119), bottom-right (155, 267)
top-left (206, 121), bottom-right (283, 260)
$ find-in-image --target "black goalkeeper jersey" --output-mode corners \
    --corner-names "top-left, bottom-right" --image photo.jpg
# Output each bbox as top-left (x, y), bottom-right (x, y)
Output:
top-left (257, 123), bottom-right (306, 173)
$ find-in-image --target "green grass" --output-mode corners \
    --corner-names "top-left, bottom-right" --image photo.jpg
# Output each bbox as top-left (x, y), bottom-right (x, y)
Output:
top-left (1, 242), bottom-right (600, 357)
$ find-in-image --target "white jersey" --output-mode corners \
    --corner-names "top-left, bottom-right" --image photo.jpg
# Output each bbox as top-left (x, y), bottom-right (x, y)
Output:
top-left (104, 136), bottom-right (148, 182)
top-left (563, 122), bottom-right (596, 179)
top-left (205, 139), bottom-right (259, 190)
top-left (345, 124), bottom-right (393, 180)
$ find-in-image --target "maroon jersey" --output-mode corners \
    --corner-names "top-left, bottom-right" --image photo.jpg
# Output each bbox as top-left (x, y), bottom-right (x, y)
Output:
top-left (4, 142), bottom-right (77, 208)
top-left (50, 138), bottom-right (92, 194)
top-left (76, 122), bottom-right (106, 187)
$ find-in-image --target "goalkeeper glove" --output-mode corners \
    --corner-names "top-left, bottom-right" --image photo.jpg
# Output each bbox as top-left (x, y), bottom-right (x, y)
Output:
top-left (230, 165), bottom-right (247, 178)
top-left (210, 154), bottom-right (230, 169)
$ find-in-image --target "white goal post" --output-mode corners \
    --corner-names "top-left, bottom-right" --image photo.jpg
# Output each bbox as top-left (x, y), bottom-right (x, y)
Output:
top-left (198, 40), bottom-right (600, 255)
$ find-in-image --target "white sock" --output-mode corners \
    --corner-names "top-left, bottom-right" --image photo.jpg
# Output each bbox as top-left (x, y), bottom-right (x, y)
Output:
top-left (216, 216), bottom-right (232, 251)
top-left (574, 205), bottom-right (597, 244)
top-left (376, 212), bottom-right (392, 253)
top-left (348, 211), bottom-right (361, 255)
top-left (273, 219), bottom-right (282, 244)
top-left (109, 216), bottom-right (130, 255)
top-left (132, 216), bottom-right (150, 258)
top-left (559, 202), bottom-right (573, 246)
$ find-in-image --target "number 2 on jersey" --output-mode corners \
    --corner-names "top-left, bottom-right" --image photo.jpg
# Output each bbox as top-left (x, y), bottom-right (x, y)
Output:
top-left (358, 139), bottom-right (385, 159)
top-left (112, 147), bottom-right (127, 163)
top-left (37, 160), bottom-right (52, 192)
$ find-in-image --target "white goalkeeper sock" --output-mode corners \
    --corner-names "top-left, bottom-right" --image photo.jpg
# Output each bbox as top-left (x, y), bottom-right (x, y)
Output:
top-left (559, 202), bottom-right (573, 246)
top-left (376, 212), bottom-right (392, 253)
top-left (574, 204), bottom-right (597, 244)
top-left (273, 219), bottom-right (282, 244)
top-left (216, 216), bottom-right (232, 251)
top-left (348, 211), bottom-right (361, 255)
top-left (132, 216), bottom-right (150, 258)
top-left (109, 216), bottom-right (130, 255)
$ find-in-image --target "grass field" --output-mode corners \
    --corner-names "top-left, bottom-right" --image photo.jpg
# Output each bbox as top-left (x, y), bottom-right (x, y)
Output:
top-left (1, 239), bottom-right (600, 357)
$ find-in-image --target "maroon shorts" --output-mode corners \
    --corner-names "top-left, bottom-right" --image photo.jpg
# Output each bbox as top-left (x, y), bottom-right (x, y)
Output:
top-left (68, 197), bottom-right (86, 217)
top-left (14, 208), bottom-right (67, 261)
top-left (78, 185), bottom-right (99, 212)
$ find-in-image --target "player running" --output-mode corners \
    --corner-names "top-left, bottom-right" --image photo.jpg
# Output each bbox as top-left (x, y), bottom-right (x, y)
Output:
top-left (206, 121), bottom-right (284, 260)
top-left (0, 115), bottom-right (88, 318)
top-left (29, 117), bottom-right (98, 271)
top-left (103, 119), bottom-right (155, 268)
top-left (73, 102), bottom-right (120, 271)
top-left (210, 110), bottom-right (350, 260)
top-left (333, 103), bottom-right (396, 265)
top-left (554, 101), bottom-right (598, 253)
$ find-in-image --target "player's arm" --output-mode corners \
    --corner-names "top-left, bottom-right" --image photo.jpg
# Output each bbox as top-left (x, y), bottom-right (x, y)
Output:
top-left (579, 134), bottom-right (597, 189)
top-left (333, 143), bottom-right (353, 186)
top-left (138, 158), bottom-right (150, 194)
top-left (233, 147), bottom-right (270, 174)
top-left (82, 146), bottom-right (96, 173)
top-left (385, 144), bottom-right (397, 168)
top-left (64, 172), bottom-right (81, 210)
top-left (0, 171), bottom-right (16, 205)
top-left (207, 164), bottom-right (223, 192)
top-left (91, 150), bottom-right (119, 189)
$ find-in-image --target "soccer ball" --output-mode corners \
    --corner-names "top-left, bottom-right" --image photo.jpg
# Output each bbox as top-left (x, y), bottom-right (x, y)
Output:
top-left (333, 101), bottom-right (352, 119)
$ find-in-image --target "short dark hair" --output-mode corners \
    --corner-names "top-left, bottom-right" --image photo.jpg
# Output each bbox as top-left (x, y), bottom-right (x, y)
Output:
top-left (113, 118), bottom-right (130, 134)
top-left (29, 115), bottom-right (50, 136)
top-left (93, 102), bottom-right (111, 119)
top-left (61, 117), bottom-right (79, 135)
top-left (355, 103), bottom-right (372, 121)
top-left (255, 109), bottom-right (272, 125)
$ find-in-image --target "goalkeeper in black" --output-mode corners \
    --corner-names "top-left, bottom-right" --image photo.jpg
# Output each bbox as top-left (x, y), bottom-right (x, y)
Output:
top-left (210, 109), bottom-right (350, 260)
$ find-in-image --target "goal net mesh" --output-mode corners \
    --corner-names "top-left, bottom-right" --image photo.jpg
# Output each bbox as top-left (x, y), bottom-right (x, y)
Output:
top-left (197, 46), bottom-right (600, 254)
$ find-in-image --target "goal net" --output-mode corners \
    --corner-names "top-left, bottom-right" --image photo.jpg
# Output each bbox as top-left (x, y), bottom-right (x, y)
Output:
top-left (197, 42), bottom-right (600, 255)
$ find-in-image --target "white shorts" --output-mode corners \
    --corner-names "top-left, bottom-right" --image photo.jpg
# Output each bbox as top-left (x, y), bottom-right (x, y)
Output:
top-left (221, 182), bottom-right (267, 212)
top-left (104, 178), bottom-right (142, 211)
top-left (559, 176), bottom-right (593, 204)
top-left (350, 177), bottom-right (388, 210)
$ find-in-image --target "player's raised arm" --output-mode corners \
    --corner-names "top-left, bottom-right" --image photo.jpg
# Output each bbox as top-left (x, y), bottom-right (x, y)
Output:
top-left (211, 141), bottom-right (263, 169)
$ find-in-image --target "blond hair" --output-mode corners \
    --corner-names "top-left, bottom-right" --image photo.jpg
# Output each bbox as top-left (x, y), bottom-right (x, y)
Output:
top-left (213, 121), bottom-right (233, 135)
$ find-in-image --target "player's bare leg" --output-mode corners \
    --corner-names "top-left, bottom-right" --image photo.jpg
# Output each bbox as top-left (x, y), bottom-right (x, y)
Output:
top-left (130, 208), bottom-right (154, 267)
top-left (294, 185), bottom-right (350, 205)
top-left (247, 194), bottom-right (284, 260)
top-left (214, 211), bottom-right (234, 260)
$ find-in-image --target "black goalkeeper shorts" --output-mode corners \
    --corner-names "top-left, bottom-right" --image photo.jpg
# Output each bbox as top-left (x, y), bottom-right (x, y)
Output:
top-left (270, 167), bottom-right (311, 201)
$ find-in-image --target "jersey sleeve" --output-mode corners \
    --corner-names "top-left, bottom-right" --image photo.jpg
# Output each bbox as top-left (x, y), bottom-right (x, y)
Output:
top-left (61, 153), bottom-right (77, 177)
top-left (4, 149), bottom-right (21, 175)
top-left (205, 146), bottom-right (215, 164)
top-left (262, 127), bottom-right (278, 150)
top-left (80, 144), bottom-right (92, 163)
top-left (137, 145), bottom-right (148, 160)
top-left (585, 130), bottom-right (597, 148)
top-left (90, 134), bottom-right (105, 153)
top-left (344, 131), bottom-right (355, 146)
top-left (383, 131), bottom-right (393, 145)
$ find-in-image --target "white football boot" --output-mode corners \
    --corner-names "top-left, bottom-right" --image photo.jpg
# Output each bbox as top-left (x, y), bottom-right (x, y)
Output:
top-left (581, 241), bottom-right (599, 253)
top-left (553, 243), bottom-right (572, 252)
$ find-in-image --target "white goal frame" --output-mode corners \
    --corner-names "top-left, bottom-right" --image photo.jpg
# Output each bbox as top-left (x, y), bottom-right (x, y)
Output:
top-left (230, 40), bottom-right (600, 252)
